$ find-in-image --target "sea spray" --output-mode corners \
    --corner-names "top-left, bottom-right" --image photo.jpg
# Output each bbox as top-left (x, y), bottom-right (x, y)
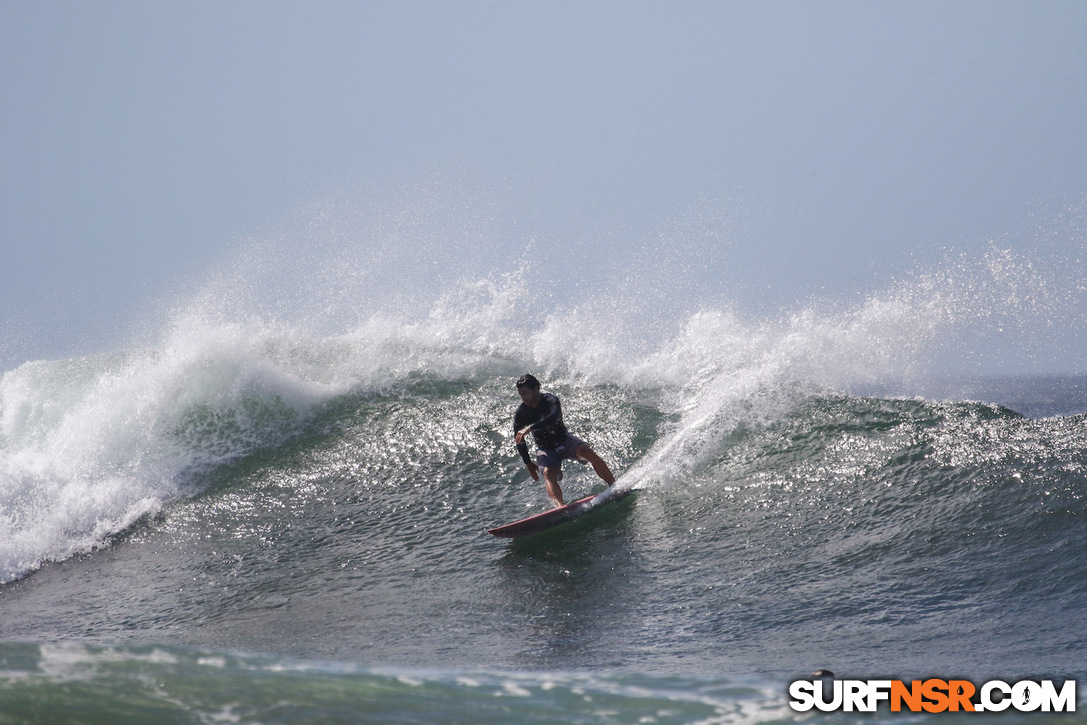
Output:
top-left (1, 185), bottom-right (1084, 584)
top-left (613, 242), bottom-right (1086, 490)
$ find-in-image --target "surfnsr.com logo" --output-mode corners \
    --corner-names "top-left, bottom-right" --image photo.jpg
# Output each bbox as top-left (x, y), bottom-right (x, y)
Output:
top-left (789, 678), bottom-right (1077, 713)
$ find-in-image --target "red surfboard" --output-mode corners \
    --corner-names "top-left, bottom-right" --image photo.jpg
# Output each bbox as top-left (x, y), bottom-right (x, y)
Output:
top-left (487, 486), bottom-right (634, 539)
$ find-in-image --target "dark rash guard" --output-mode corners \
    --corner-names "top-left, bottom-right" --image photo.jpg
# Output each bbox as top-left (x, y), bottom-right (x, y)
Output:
top-left (513, 392), bottom-right (568, 467)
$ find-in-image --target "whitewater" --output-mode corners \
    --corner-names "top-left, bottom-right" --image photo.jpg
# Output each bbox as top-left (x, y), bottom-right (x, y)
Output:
top-left (1, 200), bottom-right (1086, 721)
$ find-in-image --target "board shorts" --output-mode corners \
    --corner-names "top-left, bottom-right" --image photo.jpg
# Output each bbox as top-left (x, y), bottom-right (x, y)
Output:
top-left (535, 434), bottom-right (588, 470)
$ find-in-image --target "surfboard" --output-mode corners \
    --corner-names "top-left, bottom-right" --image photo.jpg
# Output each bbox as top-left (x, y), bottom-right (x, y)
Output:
top-left (487, 485), bottom-right (635, 539)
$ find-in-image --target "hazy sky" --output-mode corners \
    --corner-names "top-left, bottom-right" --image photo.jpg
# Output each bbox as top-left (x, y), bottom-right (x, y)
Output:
top-left (2, 1), bottom-right (1085, 371)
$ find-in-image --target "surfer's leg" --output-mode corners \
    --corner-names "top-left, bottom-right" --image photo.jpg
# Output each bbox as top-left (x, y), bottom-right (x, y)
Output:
top-left (542, 467), bottom-right (564, 507)
top-left (576, 444), bottom-right (615, 486)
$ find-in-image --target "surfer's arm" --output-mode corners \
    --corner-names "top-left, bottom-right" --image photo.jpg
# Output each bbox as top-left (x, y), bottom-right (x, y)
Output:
top-left (514, 410), bottom-right (538, 475)
top-left (515, 439), bottom-right (539, 480)
top-left (516, 439), bottom-right (533, 466)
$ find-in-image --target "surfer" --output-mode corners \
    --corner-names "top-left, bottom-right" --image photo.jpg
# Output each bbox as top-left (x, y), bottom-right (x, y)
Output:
top-left (513, 374), bottom-right (616, 507)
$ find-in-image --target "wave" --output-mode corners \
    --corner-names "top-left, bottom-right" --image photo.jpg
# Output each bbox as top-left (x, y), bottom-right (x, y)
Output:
top-left (0, 642), bottom-right (795, 725)
top-left (0, 641), bottom-right (1081, 724)
top-left (1, 364), bottom-right (1084, 677)
top-left (1, 213), bottom-right (1083, 584)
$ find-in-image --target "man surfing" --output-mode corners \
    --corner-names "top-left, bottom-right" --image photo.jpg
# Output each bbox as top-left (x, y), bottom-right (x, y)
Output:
top-left (512, 374), bottom-right (616, 507)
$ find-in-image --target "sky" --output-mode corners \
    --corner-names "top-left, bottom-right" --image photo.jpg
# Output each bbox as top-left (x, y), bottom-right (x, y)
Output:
top-left (2, 1), bottom-right (1086, 373)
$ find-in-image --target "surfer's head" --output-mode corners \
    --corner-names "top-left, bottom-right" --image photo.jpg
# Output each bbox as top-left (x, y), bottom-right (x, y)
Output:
top-left (516, 374), bottom-right (541, 406)
top-left (516, 374), bottom-right (541, 391)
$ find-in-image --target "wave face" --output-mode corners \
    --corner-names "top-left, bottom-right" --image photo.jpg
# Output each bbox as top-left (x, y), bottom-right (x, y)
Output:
top-left (1, 196), bottom-right (1086, 720)
top-left (1, 256), bottom-right (1076, 584)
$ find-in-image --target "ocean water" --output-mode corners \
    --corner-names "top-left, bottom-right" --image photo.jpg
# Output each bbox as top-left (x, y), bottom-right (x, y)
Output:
top-left (1, 235), bottom-right (1085, 722)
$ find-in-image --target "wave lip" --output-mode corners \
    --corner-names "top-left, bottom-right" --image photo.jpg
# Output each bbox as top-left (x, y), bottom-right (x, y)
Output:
top-left (0, 317), bottom-right (353, 584)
